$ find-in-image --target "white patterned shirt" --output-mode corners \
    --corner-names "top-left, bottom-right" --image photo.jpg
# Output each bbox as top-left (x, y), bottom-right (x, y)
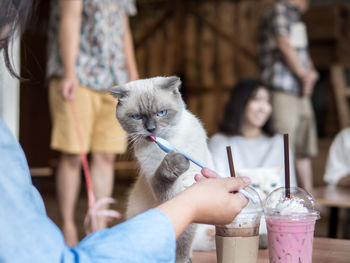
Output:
top-left (47, 0), bottom-right (137, 91)
top-left (258, 0), bottom-right (309, 95)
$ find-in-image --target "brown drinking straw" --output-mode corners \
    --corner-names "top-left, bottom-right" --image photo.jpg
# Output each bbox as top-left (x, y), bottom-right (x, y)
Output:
top-left (226, 146), bottom-right (236, 178)
top-left (284, 134), bottom-right (291, 198)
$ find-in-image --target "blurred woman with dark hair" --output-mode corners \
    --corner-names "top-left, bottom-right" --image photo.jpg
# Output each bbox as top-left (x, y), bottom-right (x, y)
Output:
top-left (0, 1), bottom-right (250, 261)
top-left (209, 78), bottom-right (297, 248)
top-left (210, 78), bottom-right (297, 187)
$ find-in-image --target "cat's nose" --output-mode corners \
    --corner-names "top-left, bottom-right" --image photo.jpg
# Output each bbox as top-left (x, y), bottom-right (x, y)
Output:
top-left (144, 119), bottom-right (157, 133)
top-left (147, 126), bottom-right (156, 133)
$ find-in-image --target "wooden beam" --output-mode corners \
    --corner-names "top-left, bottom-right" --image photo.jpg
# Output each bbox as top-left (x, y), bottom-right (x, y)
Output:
top-left (188, 7), bottom-right (257, 61)
top-left (331, 64), bottom-right (350, 128)
top-left (135, 8), bottom-right (174, 50)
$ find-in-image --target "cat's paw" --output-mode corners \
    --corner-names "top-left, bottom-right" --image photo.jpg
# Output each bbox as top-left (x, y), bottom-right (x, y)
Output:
top-left (164, 151), bottom-right (190, 177)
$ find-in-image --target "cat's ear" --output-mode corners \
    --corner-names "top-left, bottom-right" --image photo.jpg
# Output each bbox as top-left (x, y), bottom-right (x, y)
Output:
top-left (110, 85), bottom-right (129, 101)
top-left (158, 76), bottom-right (182, 93)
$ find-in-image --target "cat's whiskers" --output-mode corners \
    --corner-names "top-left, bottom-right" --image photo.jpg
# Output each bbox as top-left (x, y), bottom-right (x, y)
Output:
top-left (128, 132), bottom-right (147, 149)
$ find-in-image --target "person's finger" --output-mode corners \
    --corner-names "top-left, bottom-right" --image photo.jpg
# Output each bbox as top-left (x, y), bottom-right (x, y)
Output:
top-left (194, 174), bottom-right (205, 182)
top-left (223, 177), bottom-right (251, 192)
top-left (201, 168), bottom-right (219, 178)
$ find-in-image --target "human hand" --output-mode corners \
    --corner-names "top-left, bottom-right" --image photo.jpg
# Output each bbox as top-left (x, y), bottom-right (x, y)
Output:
top-left (156, 169), bottom-right (250, 238)
top-left (59, 75), bottom-right (79, 101)
top-left (186, 172), bottom-right (251, 225)
top-left (194, 167), bottom-right (219, 181)
top-left (300, 70), bottom-right (318, 97)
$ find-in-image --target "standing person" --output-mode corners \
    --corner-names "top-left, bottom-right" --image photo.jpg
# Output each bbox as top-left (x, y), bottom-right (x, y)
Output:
top-left (209, 78), bottom-right (297, 248)
top-left (47, 0), bottom-right (139, 246)
top-left (258, 0), bottom-right (318, 192)
top-left (1, 1), bottom-right (251, 261)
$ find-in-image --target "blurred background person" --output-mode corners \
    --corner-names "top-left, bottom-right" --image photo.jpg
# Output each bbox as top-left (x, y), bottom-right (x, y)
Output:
top-left (324, 127), bottom-right (350, 238)
top-left (47, 0), bottom-right (139, 246)
top-left (258, 0), bottom-right (318, 192)
top-left (209, 78), bottom-right (297, 248)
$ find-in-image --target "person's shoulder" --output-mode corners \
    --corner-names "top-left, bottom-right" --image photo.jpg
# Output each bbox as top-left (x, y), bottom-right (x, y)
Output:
top-left (210, 133), bottom-right (227, 142)
top-left (264, 134), bottom-right (284, 147)
top-left (337, 128), bottom-right (350, 138)
top-left (332, 128), bottom-right (350, 146)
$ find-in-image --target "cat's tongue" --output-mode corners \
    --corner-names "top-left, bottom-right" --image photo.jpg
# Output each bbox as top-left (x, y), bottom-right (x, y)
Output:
top-left (149, 135), bottom-right (156, 142)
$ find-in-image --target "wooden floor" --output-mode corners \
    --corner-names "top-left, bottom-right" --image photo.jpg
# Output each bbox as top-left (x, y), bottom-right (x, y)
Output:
top-left (33, 138), bottom-right (348, 242)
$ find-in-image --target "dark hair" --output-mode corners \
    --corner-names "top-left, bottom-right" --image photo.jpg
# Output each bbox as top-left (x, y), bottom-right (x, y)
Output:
top-left (1, 0), bottom-right (33, 78)
top-left (219, 78), bottom-right (275, 136)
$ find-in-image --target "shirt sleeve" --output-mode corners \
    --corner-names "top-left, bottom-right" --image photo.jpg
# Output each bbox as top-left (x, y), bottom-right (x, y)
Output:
top-left (0, 120), bottom-right (176, 263)
top-left (324, 129), bottom-right (350, 185)
top-left (76, 209), bottom-right (176, 263)
top-left (271, 3), bottom-right (291, 36)
top-left (120, 0), bottom-right (137, 16)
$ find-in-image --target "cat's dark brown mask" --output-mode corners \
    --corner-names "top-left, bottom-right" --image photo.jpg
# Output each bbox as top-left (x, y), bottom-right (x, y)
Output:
top-left (110, 76), bottom-right (185, 142)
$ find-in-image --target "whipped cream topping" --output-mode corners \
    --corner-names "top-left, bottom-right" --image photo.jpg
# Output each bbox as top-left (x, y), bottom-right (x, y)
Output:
top-left (275, 196), bottom-right (308, 215)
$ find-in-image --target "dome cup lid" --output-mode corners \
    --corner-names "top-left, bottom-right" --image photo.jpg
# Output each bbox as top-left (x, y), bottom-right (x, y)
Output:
top-left (264, 187), bottom-right (320, 220)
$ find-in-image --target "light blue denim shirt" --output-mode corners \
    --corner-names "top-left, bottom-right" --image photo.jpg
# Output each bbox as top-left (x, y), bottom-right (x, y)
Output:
top-left (0, 118), bottom-right (176, 263)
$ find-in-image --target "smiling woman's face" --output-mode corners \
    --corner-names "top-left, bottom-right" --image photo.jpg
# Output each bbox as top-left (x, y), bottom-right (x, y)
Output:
top-left (244, 87), bottom-right (272, 130)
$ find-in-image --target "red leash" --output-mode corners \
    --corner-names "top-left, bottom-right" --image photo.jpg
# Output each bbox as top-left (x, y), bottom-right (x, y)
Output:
top-left (69, 100), bottom-right (120, 234)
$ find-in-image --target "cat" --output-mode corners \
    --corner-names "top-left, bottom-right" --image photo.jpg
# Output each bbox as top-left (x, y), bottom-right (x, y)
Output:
top-left (236, 167), bottom-right (282, 248)
top-left (110, 76), bottom-right (215, 263)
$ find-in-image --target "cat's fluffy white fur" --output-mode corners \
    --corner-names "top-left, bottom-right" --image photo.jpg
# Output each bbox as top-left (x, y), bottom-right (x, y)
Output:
top-left (110, 76), bottom-right (216, 258)
top-left (127, 109), bottom-right (216, 250)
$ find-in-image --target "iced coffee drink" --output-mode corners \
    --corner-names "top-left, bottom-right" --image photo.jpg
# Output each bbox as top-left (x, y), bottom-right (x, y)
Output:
top-left (215, 187), bottom-right (262, 263)
top-left (264, 187), bottom-right (320, 263)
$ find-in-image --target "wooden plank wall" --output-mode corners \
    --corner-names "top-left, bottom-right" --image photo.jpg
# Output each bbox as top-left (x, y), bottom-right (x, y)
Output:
top-left (132, 0), bottom-right (275, 135)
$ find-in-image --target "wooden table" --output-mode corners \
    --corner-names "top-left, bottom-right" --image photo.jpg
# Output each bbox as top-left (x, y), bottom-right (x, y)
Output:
top-left (311, 186), bottom-right (350, 238)
top-left (192, 237), bottom-right (350, 263)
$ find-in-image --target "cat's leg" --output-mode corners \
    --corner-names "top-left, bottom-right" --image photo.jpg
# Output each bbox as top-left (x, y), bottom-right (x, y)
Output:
top-left (126, 174), bottom-right (158, 219)
top-left (151, 151), bottom-right (190, 202)
top-left (176, 224), bottom-right (196, 263)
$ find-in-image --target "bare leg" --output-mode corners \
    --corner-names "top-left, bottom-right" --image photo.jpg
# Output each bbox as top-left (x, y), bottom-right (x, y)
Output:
top-left (90, 152), bottom-right (116, 230)
top-left (56, 153), bottom-right (82, 247)
top-left (295, 157), bottom-right (313, 192)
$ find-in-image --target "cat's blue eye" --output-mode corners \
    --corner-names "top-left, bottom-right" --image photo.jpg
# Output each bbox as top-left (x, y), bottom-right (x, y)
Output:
top-left (131, 114), bottom-right (142, 120)
top-left (252, 184), bottom-right (259, 188)
top-left (271, 183), bottom-right (277, 188)
top-left (157, 110), bottom-right (167, 117)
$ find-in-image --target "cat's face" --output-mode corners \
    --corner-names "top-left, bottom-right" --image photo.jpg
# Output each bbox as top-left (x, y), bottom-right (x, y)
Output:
top-left (110, 76), bottom-right (185, 143)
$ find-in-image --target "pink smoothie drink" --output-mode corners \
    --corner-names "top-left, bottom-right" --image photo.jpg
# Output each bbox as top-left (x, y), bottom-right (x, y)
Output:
top-left (264, 187), bottom-right (320, 263)
top-left (266, 218), bottom-right (316, 262)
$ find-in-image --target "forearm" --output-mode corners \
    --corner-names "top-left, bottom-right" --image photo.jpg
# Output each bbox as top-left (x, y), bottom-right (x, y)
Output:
top-left (277, 35), bottom-right (305, 78)
top-left (59, 0), bottom-right (82, 77)
top-left (157, 193), bottom-right (195, 238)
top-left (337, 174), bottom-right (350, 187)
top-left (123, 16), bottom-right (139, 81)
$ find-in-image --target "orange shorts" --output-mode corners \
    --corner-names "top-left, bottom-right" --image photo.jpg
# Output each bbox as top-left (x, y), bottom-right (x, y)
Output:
top-left (49, 78), bottom-right (127, 154)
